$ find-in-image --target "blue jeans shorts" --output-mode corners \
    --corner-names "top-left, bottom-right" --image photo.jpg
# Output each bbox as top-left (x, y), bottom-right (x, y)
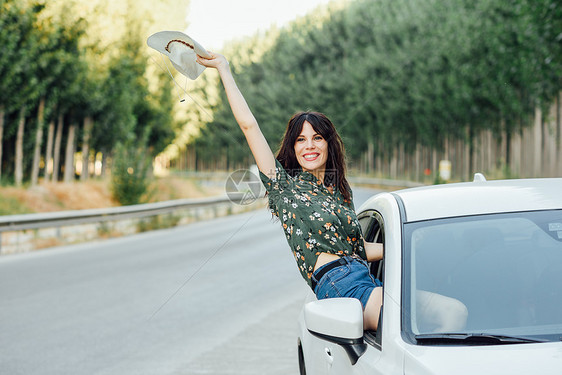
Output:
top-left (311, 256), bottom-right (382, 310)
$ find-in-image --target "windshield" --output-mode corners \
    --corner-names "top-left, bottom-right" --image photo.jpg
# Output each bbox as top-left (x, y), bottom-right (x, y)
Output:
top-left (402, 210), bottom-right (562, 343)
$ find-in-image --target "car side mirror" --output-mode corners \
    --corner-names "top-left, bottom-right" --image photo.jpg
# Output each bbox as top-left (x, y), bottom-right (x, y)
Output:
top-left (304, 298), bottom-right (367, 365)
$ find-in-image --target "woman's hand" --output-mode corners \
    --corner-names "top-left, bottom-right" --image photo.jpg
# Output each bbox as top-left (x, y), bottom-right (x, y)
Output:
top-left (196, 52), bottom-right (229, 71)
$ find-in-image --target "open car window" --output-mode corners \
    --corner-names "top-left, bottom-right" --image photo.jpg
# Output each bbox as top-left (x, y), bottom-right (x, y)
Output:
top-left (358, 210), bottom-right (385, 348)
top-left (359, 211), bottom-right (384, 279)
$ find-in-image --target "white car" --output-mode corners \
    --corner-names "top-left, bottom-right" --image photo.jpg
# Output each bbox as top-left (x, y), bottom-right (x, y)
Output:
top-left (297, 176), bottom-right (562, 374)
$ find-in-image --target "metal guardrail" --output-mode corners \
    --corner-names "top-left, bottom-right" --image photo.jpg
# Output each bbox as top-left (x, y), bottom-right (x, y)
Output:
top-left (182, 170), bottom-right (426, 188)
top-left (0, 194), bottom-right (246, 233)
top-left (0, 176), bottom-right (420, 234)
top-left (349, 176), bottom-right (425, 188)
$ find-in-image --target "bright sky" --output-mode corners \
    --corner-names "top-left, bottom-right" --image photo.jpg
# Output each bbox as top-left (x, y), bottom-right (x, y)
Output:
top-left (186, 0), bottom-right (337, 50)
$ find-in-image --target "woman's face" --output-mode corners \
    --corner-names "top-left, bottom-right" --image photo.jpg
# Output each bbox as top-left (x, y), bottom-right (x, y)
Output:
top-left (294, 121), bottom-right (328, 176)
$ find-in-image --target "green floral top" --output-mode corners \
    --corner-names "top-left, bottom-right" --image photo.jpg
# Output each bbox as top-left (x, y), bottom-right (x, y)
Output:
top-left (259, 160), bottom-right (367, 288)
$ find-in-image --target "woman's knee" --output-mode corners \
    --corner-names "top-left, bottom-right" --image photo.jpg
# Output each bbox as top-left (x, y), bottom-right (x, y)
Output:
top-left (441, 297), bottom-right (468, 330)
top-left (364, 287), bottom-right (383, 331)
top-left (417, 290), bottom-right (468, 332)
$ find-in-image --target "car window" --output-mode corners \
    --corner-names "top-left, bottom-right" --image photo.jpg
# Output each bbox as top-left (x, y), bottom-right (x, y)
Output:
top-left (359, 210), bottom-right (384, 280)
top-left (402, 209), bottom-right (562, 342)
top-left (359, 210), bottom-right (385, 347)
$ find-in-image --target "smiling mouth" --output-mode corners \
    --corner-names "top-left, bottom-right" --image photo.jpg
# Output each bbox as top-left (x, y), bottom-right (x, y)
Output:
top-left (303, 153), bottom-right (320, 161)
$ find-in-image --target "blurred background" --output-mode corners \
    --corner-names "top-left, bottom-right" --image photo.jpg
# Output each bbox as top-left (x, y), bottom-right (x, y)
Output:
top-left (0, 2), bottom-right (561, 373)
top-left (0, 0), bottom-right (561, 212)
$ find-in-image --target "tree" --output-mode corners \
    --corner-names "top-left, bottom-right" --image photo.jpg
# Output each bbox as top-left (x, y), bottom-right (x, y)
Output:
top-left (190, 0), bottom-right (561, 178)
top-left (0, 1), bottom-right (43, 184)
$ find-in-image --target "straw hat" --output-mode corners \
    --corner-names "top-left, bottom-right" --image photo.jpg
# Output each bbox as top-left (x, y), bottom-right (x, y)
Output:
top-left (147, 31), bottom-right (211, 80)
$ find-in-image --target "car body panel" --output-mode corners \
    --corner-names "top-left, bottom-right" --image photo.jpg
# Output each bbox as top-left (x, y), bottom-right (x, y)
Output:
top-left (391, 178), bottom-right (562, 222)
top-left (403, 342), bottom-right (562, 375)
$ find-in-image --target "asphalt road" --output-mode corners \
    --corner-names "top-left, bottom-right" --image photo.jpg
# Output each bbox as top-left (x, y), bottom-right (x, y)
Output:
top-left (0, 187), bottom-right (378, 375)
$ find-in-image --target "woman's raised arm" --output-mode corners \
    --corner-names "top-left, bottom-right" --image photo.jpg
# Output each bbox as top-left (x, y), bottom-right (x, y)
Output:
top-left (196, 52), bottom-right (276, 179)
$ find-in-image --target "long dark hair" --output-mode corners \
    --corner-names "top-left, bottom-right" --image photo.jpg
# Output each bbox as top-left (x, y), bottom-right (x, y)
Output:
top-left (276, 111), bottom-right (352, 202)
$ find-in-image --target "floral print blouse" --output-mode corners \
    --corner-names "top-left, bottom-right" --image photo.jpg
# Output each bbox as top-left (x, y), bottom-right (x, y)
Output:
top-left (259, 160), bottom-right (367, 288)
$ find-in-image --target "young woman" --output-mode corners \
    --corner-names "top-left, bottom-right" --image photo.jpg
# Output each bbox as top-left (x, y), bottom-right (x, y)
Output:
top-left (197, 52), bottom-right (383, 331)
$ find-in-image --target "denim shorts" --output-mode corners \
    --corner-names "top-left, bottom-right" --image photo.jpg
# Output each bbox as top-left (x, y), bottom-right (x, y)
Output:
top-left (312, 256), bottom-right (382, 310)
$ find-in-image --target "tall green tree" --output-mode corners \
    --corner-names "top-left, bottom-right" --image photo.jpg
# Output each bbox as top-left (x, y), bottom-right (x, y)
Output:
top-left (190, 0), bottom-right (561, 176)
top-left (0, 1), bottom-right (43, 184)
top-left (30, 7), bottom-right (87, 184)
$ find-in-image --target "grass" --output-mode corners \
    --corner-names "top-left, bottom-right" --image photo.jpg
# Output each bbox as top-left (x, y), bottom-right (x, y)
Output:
top-left (0, 176), bottom-right (224, 215)
top-left (0, 195), bottom-right (34, 216)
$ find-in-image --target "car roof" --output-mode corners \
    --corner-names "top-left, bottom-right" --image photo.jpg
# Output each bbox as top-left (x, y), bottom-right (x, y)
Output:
top-left (393, 177), bottom-right (562, 223)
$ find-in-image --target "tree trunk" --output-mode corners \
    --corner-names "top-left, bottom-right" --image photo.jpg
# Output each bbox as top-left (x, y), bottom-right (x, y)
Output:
top-left (0, 105), bottom-right (4, 181)
top-left (101, 151), bottom-right (108, 177)
top-left (15, 107), bottom-right (26, 187)
top-left (44, 119), bottom-right (55, 180)
top-left (390, 147), bottom-right (398, 179)
top-left (552, 92), bottom-right (562, 149)
top-left (193, 142), bottom-right (197, 172)
top-left (467, 125), bottom-right (475, 181)
top-left (31, 97), bottom-right (46, 186)
top-left (533, 107), bottom-right (542, 178)
top-left (505, 128), bottom-right (511, 172)
top-left (63, 123), bottom-right (76, 183)
top-left (367, 140), bottom-right (374, 174)
top-left (557, 92), bottom-right (562, 176)
top-left (52, 113), bottom-right (64, 182)
top-left (80, 116), bottom-right (93, 181)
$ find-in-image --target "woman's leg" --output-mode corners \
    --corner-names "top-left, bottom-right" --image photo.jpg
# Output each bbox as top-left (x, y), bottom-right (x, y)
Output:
top-left (363, 289), bottom-right (468, 332)
top-left (416, 290), bottom-right (468, 332)
top-left (363, 286), bottom-right (383, 331)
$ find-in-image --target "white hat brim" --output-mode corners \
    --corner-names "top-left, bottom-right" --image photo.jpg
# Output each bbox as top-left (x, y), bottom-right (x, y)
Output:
top-left (170, 51), bottom-right (205, 80)
top-left (147, 31), bottom-right (211, 79)
top-left (147, 31), bottom-right (211, 58)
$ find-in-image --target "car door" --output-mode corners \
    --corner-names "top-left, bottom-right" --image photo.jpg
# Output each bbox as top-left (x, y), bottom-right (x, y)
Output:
top-left (319, 210), bottom-right (387, 375)
top-left (300, 193), bottom-right (404, 375)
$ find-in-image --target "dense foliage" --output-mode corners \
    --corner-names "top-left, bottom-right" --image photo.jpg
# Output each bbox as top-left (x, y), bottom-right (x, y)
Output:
top-left (0, 0), bottom-right (184, 203)
top-left (1, 0), bottom-right (560, 196)
top-left (192, 0), bottom-right (561, 172)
